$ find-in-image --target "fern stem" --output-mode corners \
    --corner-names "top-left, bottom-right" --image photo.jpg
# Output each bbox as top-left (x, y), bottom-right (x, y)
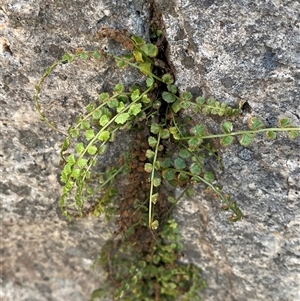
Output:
top-left (149, 131), bottom-right (161, 228)
top-left (179, 127), bottom-right (300, 140)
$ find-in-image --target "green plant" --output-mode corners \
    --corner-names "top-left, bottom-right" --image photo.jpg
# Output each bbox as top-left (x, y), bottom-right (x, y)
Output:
top-left (34, 30), bottom-right (300, 300)
top-left (90, 219), bottom-right (205, 301)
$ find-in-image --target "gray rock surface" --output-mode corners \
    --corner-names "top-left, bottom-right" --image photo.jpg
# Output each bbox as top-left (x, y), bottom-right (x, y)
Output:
top-left (158, 1), bottom-right (300, 300)
top-left (1, 0), bottom-right (150, 300)
top-left (1, 0), bottom-right (300, 301)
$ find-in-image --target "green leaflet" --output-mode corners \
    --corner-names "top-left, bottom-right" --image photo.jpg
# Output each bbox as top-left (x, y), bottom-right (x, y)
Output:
top-left (288, 130), bottom-right (299, 139)
top-left (174, 158), bottom-right (186, 170)
top-left (115, 113), bottom-right (130, 124)
top-left (179, 149), bottom-right (191, 159)
top-left (144, 163), bottom-right (153, 173)
top-left (98, 130), bottom-right (110, 141)
top-left (138, 62), bottom-right (152, 75)
top-left (248, 117), bottom-right (264, 130)
top-left (140, 43), bottom-right (158, 57)
top-left (162, 91), bottom-right (176, 103)
top-left (221, 121), bottom-right (233, 134)
top-left (239, 133), bottom-right (254, 146)
top-left (129, 103), bottom-right (142, 116)
top-left (221, 135), bottom-right (234, 146)
top-left (204, 171), bottom-right (214, 183)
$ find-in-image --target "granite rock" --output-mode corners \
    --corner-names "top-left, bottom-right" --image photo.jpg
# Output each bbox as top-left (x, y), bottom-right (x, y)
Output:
top-left (1, 0), bottom-right (300, 300)
top-left (158, 0), bottom-right (300, 300)
top-left (1, 0), bottom-right (151, 300)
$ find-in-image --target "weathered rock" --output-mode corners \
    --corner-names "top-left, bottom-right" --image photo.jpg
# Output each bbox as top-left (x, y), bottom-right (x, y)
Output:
top-left (1, 0), bottom-right (300, 300)
top-left (158, 1), bottom-right (300, 300)
top-left (0, 0), bottom-right (151, 300)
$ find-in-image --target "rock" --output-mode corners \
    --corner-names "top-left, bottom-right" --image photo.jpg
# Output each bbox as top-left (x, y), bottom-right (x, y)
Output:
top-left (1, 0), bottom-right (151, 300)
top-left (1, 0), bottom-right (300, 300)
top-left (158, 0), bottom-right (300, 300)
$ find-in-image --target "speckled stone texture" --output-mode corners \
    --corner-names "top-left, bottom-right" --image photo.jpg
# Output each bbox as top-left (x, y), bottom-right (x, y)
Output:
top-left (157, 0), bottom-right (300, 300)
top-left (1, 0), bottom-right (300, 301)
top-left (1, 0), bottom-right (151, 300)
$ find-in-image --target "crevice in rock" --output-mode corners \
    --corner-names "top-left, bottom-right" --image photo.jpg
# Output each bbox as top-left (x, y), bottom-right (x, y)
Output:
top-left (147, 0), bottom-right (177, 78)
